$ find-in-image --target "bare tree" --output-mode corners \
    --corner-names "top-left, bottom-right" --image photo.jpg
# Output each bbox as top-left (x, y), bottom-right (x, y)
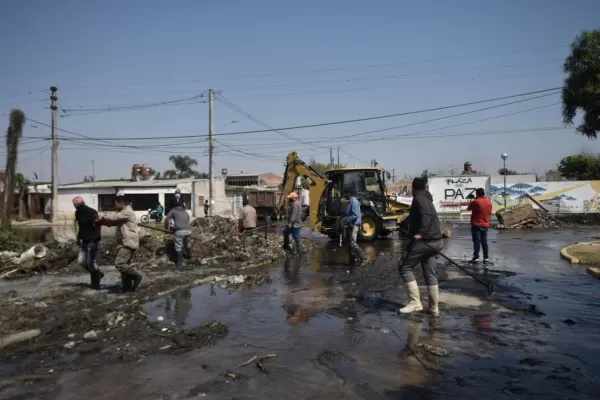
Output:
top-left (2, 109), bottom-right (26, 228)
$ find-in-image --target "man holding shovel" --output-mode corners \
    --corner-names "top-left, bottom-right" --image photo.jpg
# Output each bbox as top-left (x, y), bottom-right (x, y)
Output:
top-left (165, 200), bottom-right (192, 267)
top-left (398, 177), bottom-right (443, 317)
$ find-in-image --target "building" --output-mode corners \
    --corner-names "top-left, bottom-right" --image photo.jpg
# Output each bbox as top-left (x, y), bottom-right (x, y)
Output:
top-left (21, 177), bottom-right (232, 222)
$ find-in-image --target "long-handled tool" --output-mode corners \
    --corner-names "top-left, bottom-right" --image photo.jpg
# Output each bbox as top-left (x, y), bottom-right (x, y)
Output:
top-left (398, 227), bottom-right (494, 296)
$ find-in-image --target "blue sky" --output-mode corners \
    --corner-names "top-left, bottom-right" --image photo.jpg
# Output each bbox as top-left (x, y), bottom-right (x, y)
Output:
top-left (1, 0), bottom-right (600, 183)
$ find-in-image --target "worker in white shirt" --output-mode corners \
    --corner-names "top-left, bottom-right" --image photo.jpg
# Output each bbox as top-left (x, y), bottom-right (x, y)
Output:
top-left (300, 187), bottom-right (310, 221)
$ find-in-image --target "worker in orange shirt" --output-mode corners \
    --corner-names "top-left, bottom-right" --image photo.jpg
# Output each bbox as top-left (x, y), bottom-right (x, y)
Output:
top-left (467, 188), bottom-right (493, 264)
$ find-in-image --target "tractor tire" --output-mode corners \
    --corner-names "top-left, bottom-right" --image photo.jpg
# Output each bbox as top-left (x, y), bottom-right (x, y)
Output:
top-left (359, 215), bottom-right (379, 242)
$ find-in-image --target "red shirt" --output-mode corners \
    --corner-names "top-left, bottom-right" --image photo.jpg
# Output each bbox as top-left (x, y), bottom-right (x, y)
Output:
top-left (468, 197), bottom-right (492, 228)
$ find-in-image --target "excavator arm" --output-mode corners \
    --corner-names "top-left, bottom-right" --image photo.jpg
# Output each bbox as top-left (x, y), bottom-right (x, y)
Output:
top-left (278, 152), bottom-right (329, 230)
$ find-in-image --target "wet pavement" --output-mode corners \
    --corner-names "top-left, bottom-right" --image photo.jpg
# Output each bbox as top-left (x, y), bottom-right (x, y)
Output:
top-left (3, 226), bottom-right (600, 399)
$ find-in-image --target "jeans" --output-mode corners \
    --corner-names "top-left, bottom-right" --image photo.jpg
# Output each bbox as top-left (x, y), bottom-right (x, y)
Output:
top-left (78, 242), bottom-right (99, 273)
top-left (283, 226), bottom-right (302, 251)
top-left (398, 240), bottom-right (443, 285)
top-left (349, 224), bottom-right (365, 260)
top-left (471, 225), bottom-right (489, 259)
top-left (173, 232), bottom-right (191, 252)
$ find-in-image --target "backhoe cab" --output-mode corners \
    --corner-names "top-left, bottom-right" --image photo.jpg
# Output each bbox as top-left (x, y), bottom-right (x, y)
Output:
top-left (318, 167), bottom-right (404, 241)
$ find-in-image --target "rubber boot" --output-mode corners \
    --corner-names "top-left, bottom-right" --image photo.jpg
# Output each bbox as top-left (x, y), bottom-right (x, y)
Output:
top-left (90, 271), bottom-right (101, 290)
top-left (427, 285), bottom-right (440, 317)
top-left (129, 269), bottom-right (144, 292)
top-left (184, 247), bottom-right (191, 260)
top-left (121, 272), bottom-right (132, 293)
top-left (399, 281), bottom-right (423, 314)
top-left (176, 251), bottom-right (184, 268)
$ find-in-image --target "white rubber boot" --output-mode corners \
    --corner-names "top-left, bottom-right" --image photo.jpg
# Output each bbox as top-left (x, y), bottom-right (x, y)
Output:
top-left (428, 285), bottom-right (440, 317)
top-left (399, 281), bottom-right (423, 314)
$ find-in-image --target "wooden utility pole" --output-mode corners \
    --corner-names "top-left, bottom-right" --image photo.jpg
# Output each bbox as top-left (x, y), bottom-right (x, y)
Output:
top-left (208, 89), bottom-right (215, 217)
top-left (337, 147), bottom-right (340, 165)
top-left (50, 87), bottom-right (58, 223)
top-left (329, 148), bottom-right (334, 165)
top-left (392, 169), bottom-right (395, 182)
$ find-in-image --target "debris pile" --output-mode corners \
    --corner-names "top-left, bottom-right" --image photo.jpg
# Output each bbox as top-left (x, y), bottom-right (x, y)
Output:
top-left (0, 241), bottom-right (78, 279)
top-left (497, 204), bottom-right (572, 229)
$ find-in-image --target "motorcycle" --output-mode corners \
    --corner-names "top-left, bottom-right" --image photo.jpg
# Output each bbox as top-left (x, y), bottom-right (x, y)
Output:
top-left (140, 209), bottom-right (163, 223)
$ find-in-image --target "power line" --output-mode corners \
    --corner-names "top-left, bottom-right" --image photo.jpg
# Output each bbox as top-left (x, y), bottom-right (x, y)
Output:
top-left (23, 88), bottom-right (561, 142)
top-left (52, 44), bottom-right (567, 92)
top-left (215, 92), bottom-right (312, 145)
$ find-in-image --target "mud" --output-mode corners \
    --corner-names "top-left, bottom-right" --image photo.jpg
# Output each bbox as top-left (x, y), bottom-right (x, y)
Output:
top-left (1, 227), bottom-right (600, 399)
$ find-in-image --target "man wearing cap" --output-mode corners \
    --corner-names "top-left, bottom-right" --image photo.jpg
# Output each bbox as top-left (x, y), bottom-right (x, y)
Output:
top-left (283, 192), bottom-right (303, 254)
top-left (73, 196), bottom-right (103, 289)
top-left (95, 195), bottom-right (144, 292)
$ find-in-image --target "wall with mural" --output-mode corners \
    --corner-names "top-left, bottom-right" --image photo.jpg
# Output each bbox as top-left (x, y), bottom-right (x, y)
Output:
top-left (488, 180), bottom-right (600, 213)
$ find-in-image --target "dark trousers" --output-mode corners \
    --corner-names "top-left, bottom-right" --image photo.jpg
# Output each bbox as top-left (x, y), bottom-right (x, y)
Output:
top-left (283, 226), bottom-right (302, 251)
top-left (471, 225), bottom-right (489, 259)
top-left (398, 240), bottom-right (443, 285)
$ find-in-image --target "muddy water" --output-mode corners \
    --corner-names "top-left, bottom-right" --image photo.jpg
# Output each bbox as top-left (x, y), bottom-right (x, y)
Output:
top-left (16, 228), bottom-right (600, 399)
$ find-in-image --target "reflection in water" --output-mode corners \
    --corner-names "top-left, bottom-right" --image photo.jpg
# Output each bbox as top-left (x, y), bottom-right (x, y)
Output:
top-left (161, 289), bottom-right (194, 325)
top-left (173, 289), bottom-right (192, 325)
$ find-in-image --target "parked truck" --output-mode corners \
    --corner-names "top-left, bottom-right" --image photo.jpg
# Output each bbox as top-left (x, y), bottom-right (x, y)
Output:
top-left (242, 188), bottom-right (281, 220)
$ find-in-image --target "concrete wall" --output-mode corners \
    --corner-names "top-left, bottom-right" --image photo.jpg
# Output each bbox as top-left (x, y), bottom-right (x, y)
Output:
top-left (193, 178), bottom-right (233, 218)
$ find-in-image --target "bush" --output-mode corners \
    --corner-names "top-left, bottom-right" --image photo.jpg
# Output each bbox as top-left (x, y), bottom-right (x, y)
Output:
top-left (0, 227), bottom-right (27, 252)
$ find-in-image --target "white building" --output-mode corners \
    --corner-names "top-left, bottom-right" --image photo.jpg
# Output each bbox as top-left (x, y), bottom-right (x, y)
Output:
top-left (53, 178), bottom-right (231, 221)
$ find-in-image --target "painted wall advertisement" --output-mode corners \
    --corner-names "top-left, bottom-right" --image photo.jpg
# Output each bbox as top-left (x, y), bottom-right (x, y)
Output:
top-left (428, 176), bottom-right (491, 214)
top-left (488, 180), bottom-right (600, 213)
top-left (427, 176), bottom-right (600, 214)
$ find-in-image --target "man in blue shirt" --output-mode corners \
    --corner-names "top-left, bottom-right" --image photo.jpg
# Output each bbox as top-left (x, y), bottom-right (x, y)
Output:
top-left (344, 189), bottom-right (366, 265)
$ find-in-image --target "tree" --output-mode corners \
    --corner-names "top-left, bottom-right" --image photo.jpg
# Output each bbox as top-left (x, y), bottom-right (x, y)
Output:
top-left (309, 159), bottom-right (345, 175)
top-left (83, 175), bottom-right (95, 183)
top-left (562, 30), bottom-right (600, 139)
top-left (497, 168), bottom-right (519, 175)
top-left (163, 155), bottom-right (203, 179)
top-left (558, 154), bottom-right (600, 180)
top-left (2, 109), bottom-right (25, 227)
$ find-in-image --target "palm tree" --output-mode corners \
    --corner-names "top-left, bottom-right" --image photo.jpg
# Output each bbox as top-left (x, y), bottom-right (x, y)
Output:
top-left (163, 155), bottom-right (200, 179)
top-left (3, 109), bottom-right (26, 227)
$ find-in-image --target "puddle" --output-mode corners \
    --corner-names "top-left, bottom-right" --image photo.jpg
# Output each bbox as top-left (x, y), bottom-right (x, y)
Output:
top-left (4, 227), bottom-right (600, 399)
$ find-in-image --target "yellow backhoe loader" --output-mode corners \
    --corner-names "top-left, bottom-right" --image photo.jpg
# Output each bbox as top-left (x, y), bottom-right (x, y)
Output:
top-left (278, 152), bottom-right (410, 241)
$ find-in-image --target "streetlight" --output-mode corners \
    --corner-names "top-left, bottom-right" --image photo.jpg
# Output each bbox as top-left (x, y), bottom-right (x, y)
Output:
top-left (501, 153), bottom-right (508, 210)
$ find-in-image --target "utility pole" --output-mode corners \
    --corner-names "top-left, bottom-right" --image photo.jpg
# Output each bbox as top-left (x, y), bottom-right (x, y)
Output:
top-left (329, 148), bottom-right (334, 165)
top-left (50, 87), bottom-right (58, 223)
top-left (91, 160), bottom-right (95, 181)
top-left (337, 147), bottom-right (340, 165)
top-left (392, 169), bottom-right (395, 182)
top-left (208, 89), bottom-right (215, 217)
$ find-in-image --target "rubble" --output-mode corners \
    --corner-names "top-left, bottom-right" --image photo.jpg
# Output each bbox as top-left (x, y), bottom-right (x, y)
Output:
top-left (1, 216), bottom-right (312, 279)
top-left (497, 204), bottom-right (572, 229)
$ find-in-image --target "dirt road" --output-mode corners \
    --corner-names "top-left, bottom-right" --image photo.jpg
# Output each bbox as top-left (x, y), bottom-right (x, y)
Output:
top-left (1, 226), bottom-right (600, 399)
